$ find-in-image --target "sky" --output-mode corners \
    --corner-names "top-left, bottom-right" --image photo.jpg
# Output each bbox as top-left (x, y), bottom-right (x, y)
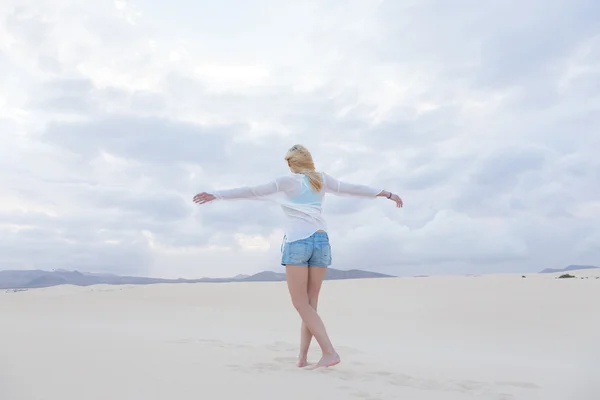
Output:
top-left (1, 0), bottom-right (599, 278)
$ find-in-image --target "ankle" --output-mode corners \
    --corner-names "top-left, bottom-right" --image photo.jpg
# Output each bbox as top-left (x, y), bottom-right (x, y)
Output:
top-left (322, 348), bottom-right (337, 356)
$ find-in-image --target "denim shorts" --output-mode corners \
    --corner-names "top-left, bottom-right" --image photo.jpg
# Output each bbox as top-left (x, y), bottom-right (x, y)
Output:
top-left (281, 231), bottom-right (332, 267)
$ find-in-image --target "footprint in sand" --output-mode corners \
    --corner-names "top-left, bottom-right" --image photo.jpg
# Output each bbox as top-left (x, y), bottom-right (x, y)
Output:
top-left (328, 366), bottom-right (538, 400)
top-left (265, 342), bottom-right (297, 352)
top-left (348, 390), bottom-right (383, 400)
top-left (250, 362), bottom-right (283, 372)
top-left (273, 356), bottom-right (298, 364)
top-left (228, 360), bottom-right (299, 374)
top-left (496, 381), bottom-right (540, 389)
top-left (166, 338), bottom-right (253, 349)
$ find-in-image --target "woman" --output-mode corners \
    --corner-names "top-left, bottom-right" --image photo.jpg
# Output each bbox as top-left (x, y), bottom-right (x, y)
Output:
top-left (193, 144), bottom-right (403, 368)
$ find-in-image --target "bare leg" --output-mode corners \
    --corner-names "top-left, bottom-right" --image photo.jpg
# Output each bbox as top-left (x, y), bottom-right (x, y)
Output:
top-left (298, 266), bottom-right (326, 367)
top-left (285, 265), bottom-right (340, 368)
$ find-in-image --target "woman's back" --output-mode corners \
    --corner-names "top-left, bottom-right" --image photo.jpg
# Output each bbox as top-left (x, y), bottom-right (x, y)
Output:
top-left (284, 173), bottom-right (324, 203)
top-left (277, 172), bottom-right (383, 242)
top-left (279, 174), bottom-right (327, 242)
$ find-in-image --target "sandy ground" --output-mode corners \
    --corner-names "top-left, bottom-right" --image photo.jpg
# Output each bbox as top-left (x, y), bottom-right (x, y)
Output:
top-left (1, 270), bottom-right (599, 400)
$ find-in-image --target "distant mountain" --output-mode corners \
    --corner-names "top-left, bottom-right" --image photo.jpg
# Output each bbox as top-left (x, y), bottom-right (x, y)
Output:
top-left (243, 271), bottom-right (284, 282)
top-left (539, 265), bottom-right (599, 274)
top-left (225, 269), bottom-right (393, 282)
top-left (0, 268), bottom-right (393, 289)
top-left (326, 269), bottom-right (391, 280)
top-left (26, 274), bottom-right (71, 288)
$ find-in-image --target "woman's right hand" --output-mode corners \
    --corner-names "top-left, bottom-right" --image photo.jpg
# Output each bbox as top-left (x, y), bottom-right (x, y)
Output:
top-left (193, 192), bottom-right (216, 204)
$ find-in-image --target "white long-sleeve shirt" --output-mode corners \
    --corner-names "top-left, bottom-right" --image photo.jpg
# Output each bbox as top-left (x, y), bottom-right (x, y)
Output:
top-left (212, 172), bottom-right (383, 243)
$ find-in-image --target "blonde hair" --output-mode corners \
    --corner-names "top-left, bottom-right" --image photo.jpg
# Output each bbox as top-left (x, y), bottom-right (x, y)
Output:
top-left (284, 144), bottom-right (323, 192)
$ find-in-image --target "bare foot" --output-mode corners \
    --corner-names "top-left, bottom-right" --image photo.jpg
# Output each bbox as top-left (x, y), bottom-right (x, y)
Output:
top-left (309, 352), bottom-right (340, 369)
top-left (297, 355), bottom-right (308, 368)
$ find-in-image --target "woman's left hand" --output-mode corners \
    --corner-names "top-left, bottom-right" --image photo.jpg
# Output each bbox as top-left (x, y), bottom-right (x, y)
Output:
top-left (193, 192), bottom-right (216, 204)
top-left (389, 193), bottom-right (403, 208)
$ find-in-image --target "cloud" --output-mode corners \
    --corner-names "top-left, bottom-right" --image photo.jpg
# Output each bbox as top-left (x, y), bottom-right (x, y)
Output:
top-left (1, 0), bottom-right (599, 278)
top-left (43, 114), bottom-right (236, 165)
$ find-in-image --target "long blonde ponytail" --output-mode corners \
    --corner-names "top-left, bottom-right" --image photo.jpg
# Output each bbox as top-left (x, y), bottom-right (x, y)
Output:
top-left (284, 144), bottom-right (323, 192)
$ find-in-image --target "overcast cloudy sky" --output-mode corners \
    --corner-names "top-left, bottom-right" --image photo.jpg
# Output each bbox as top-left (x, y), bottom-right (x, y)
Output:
top-left (1, 0), bottom-right (599, 278)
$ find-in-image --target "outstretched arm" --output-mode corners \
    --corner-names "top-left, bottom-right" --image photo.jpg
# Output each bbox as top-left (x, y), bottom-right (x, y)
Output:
top-left (323, 173), bottom-right (403, 207)
top-left (193, 176), bottom-right (290, 204)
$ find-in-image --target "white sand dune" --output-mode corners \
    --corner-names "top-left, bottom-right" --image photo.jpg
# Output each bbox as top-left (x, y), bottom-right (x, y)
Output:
top-left (1, 270), bottom-right (599, 400)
